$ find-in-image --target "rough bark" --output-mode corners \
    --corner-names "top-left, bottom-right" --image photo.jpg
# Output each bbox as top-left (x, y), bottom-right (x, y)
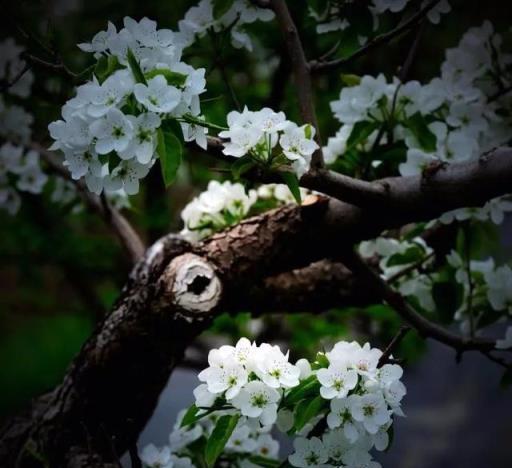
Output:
top-left (1, 149), bottom-right (512, 466)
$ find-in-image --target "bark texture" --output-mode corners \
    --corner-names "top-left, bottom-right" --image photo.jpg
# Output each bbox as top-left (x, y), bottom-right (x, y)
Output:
top-left (1, 149), bottom-right (512, 466)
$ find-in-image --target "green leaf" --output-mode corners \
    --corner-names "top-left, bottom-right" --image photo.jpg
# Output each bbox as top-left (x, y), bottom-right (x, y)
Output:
top-left (161, 119), bottom-right (185, 142)
top-left (248, 456), bottom-right (281, 467)
top-left (94, 55), bottom-right (123, 83)
top-left (231, 155), bottom-right (256, 179)
top-left (283, 375), bottom-right (321, 406)
top-left (346, 121), bottom-right (379, 150)
top-left (180, 404), bottom-right (200, 428)
top-left (156, 128), bottom-right (182, 187)
top-left (405, 112), bottom-right (437, 152)
top-left (279, 172), bottom-right (301, 204)
top-left (340, 73), bottom-right (361, 87)
top-left (126, 48), bottom-right (147, 85)
top-left (145, 68), bottom-right (187, 87)
top-left (212, 0), bottom-right (235, 18)
top-left (311, 351), bottom-right (330, 369)
top-left (386, 245), bottom-right (425, 267)
top-left (205, 413), bottom-right (240, 467)
top-left (292, 396), bottom-right (328, 433)
top-left (304, 124), bottom-right (314, 140)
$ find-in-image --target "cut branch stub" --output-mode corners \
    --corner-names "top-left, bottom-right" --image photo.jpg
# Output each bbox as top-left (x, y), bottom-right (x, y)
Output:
top-left (161, 253), bottom-right (222, 317)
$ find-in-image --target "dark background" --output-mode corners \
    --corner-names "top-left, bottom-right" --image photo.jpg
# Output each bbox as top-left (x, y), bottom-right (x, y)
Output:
top-left (1, 1), bottom-right (512, 466)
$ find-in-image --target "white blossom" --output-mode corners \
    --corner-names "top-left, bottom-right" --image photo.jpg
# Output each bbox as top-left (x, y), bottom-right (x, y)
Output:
top-left (317, 363), bottom-right (358, 399)
top-left (288, 437), bottom-right (328, 468)
top-left (350, 393), bottom-right (390, 434)
top-left (231, 381), bottom-right (280, 425)
top-left (134, 75), bottom-right (182, 113)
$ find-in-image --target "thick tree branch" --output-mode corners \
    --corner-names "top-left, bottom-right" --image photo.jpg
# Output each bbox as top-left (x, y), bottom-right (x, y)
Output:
top-left (226, 260), bottom-right (376, 314)
top-left (270, 0), bottom-right (324, 169)
top-left (3, 146), bottom-right (512, 466)
top-left (36, 144), bottom-right (146, 263)
top-left (310, 0), bottom-right (442, 73)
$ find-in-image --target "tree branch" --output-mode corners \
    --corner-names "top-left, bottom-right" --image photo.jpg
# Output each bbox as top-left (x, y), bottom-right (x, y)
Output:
top-left (3, 146), bottom-right (512, 465)
top-left (341, 249), bottom-right (495, 352)
top-left (270, 0), bottom-right (324, 169)
top-left (35, 144), bottom-right (146, 263)
top-left (310, 0), bottom-right (442, 73)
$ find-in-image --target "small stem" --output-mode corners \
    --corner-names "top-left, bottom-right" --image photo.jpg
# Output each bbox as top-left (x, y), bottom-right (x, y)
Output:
top-left (378, 326), bottom-right (411, 367)
top-left (180, 114), bottom-right (228, 131)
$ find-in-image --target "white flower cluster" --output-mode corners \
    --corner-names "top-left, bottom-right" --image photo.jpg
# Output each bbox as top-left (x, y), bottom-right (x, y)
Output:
top-left (180, 180), bottom-right (257, 242)
top-left (360, 236), bottom-right (435, 312)
top-left (49, 17), bottom-right (207, 195)
top-left (325, 21), bottom-right (512, 226)
top-left (179, 0), bottom-right (274, 52)
top-left (293, 341), bottom-right (405, 468)
top-left (447, 251), bottom-right (512, 332)
top-left (195, 338), bottom-right (301, 425)
top-left (220, 107), bottom-right (318, 178)
top-left (180, 180), bottom-right (311, 242)
top-left (311, 0), bottom-right (450, 35)
top-left (139, 338), bottom-right (405, 467)
top-left (256, 183), bottom-right (311, 206)
top-left (140, 406), bottom-right (280, 468)
top-left (357, 236), bottom-right (512, 344)
top-left (0, 38), bottom-right (49, 215)
top-left (0, 144), bottom-right (48, 214)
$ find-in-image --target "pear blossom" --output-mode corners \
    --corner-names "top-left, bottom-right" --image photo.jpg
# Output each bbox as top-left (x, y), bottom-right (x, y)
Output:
top-left (484, 265), bottom-right (512, 314)
top-left (104, 159), bottom-right (151, 195)
top-left (226, 425), bottom-right (257, 453)
top-left (180, 180), bottom-right (257, 241)
top-left (139, 444), bottom-right (172, 468)
top-left (288, 437), bottom-right (328, 468)
top-left (317, 363), bottom-right (358, 399)
top-left (49, 18), bottom-right (208, 196)
top-left (399, 148), bottom-right (439, 176)
top-left (198, 363), bottom-right (248, 399)
top-left (90, 108), bottom-right (134, 155)
top-left (254, 343), bottom-right (301, 389)
top-left (121, 112), bottom-right (161, 163)
top-left (178, 0), bottom-right (274, 51)
top-left (254, 434), bottom-right (279, 459)
top-left (83, 71), bottom-right (134, 118)
top-left (231, 381), bottom-right (280, 425)
top-left (350, 393), bottom-right (390, 434)
top-left (134, 76), bottom-right (182, 113)
top-left (327, 397), bottom-right (361, 443)
top-left (220, 107), bottom-right (317, 177)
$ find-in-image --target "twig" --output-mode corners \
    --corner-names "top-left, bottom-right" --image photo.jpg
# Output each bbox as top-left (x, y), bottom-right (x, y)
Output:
top-left (387, 251), bottom-right (435, 284)
top-left (0, 63), bottom-right (31, 93)
top-left (35, 143), bottom-right (146, 263)
top-left (23, 53), bottom-right (79, 80)
top-left (271, 0), bottom-right (324, 169)
top-left (310, 0), bottom-right (442, 73)
top-left (341, 249), bottom-right (495, 352)
top-left (488, 84), bottom-right (512, 102)
top-left (398, 19), bottom-right (426, 82)
top-left (378, 326), bottom-right (411, 367)
top-left (301, 168), bottom-right (390, 207)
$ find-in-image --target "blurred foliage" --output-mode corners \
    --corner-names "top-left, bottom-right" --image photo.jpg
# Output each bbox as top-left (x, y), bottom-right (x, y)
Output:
top-left (0, 314), bottom-right (92, 416)
top-left (1, 0), bottom-right (511, 419)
